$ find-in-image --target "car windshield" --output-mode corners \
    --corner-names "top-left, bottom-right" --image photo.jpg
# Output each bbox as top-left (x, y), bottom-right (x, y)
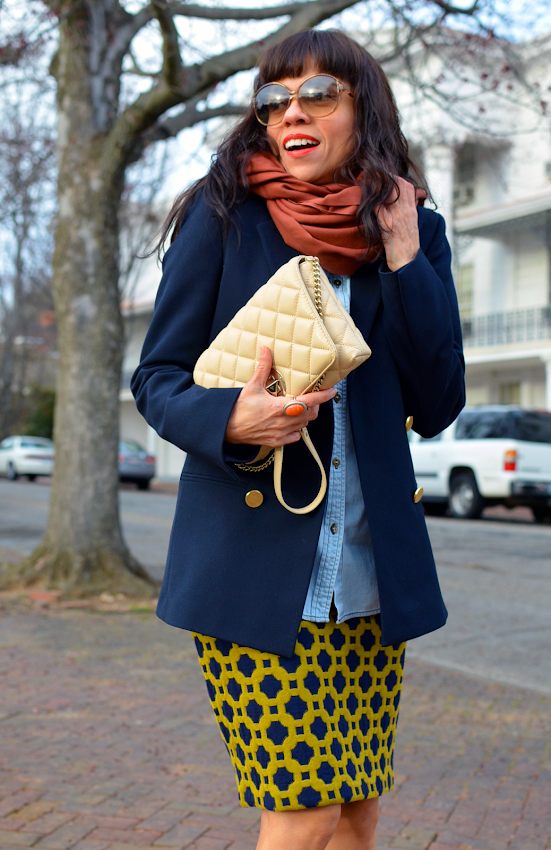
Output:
top-left (512, 412), bottom-right (551, 444)
top-left (120, 440), bottom-right (145, 453)
top-left (19, 438), bottom-right (54, 449)
top-left (455, 411), bottom-right (511, 439)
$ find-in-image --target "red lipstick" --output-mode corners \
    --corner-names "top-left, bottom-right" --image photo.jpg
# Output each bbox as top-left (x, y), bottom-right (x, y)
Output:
top-left (282, 133), bottom-right (320, 158)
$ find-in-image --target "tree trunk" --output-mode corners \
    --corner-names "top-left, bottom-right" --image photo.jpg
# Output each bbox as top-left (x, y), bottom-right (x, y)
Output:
top-left (16, 4), bottom-right (156, 596)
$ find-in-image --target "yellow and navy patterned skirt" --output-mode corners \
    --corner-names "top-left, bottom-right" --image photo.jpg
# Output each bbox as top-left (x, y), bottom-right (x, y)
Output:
top-left (193, 615), bottom-right (406, 811)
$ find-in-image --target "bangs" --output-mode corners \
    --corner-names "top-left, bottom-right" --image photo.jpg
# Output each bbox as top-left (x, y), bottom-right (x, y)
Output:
top-left (255, 30), bottom-right (365, 89)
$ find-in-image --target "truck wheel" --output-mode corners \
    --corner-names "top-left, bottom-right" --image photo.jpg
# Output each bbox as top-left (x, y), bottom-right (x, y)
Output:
top-left (532, 506), bottom-right (551, 525)
top-left (449, 472), bottom-right (485, 519)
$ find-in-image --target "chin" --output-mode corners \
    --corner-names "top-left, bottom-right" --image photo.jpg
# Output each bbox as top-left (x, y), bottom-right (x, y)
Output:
top-left (284, 162), bottom-right (329, 184)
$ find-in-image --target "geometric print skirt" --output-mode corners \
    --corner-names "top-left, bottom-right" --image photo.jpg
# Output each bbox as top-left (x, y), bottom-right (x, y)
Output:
top-left (193, 615), bottom-right (406, 811)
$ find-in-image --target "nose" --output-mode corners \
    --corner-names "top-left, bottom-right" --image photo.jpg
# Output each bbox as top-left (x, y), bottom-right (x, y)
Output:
top-left (282, 94), bottom-right (310, 125)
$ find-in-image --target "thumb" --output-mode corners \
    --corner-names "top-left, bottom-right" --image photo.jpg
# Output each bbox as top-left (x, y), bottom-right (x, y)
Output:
top-left (250, 345), bottom-right (274, 389)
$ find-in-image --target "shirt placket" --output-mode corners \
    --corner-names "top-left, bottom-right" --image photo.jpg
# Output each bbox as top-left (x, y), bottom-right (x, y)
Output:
top-left (309, 272), bottom-right (350, 620)
top-left (309, 375), bottom-right (347, 618)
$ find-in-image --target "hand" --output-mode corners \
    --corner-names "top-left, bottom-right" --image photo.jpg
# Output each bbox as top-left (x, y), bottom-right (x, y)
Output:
top-left (377, 177), bottom-right (423, 272)
top-left (225, 346), bottom-right (337, 447)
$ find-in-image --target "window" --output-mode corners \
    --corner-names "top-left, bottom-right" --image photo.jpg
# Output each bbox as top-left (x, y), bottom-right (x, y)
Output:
top-left (455, 411), bottom-right (511, 439)
top-left (512, 412), bottom-right (551, 444)
top-left (19, 438), bottom-right (54, 449)
top-left (499, 383), bottom-right (520, 405)
top-left (456, 265), bottom-right (474, 320)
top-left (454, 145), bottom-right (476, 207)
top-left (456, 144), bottom-right (476, 183)
top-left (0, 439), bottom-right (13, 450)
top-left (119, 440), bottom-right (145, 454)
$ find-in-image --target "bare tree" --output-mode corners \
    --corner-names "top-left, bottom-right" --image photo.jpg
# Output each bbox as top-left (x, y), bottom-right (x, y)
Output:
top-left (0, 97), bottom-right (55, 441)
top-left (0, 0), bottom-right (548, 596)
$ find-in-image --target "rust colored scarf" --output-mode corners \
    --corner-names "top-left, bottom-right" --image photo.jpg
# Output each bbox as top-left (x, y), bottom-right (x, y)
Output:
top-left (247, 151), bottom-right (376, 275)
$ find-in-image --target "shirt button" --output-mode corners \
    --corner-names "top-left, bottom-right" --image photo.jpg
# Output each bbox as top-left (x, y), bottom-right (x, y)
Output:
top-left (332, 458), bottom-right (340, 468)
top-left (330, 523), bottom-right (338, 534)
top-left (334, 279), bottom-right (342, 287)
top-left (334, 392), bottom-right (341, 403)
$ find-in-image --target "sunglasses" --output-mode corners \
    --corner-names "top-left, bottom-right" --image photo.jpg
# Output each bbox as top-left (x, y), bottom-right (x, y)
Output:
top-left (254, 73), bottom-right (353, 127)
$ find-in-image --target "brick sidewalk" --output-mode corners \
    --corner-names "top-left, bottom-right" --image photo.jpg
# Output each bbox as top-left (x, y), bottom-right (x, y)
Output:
top-left (0, 605), bottom-right (549, 850)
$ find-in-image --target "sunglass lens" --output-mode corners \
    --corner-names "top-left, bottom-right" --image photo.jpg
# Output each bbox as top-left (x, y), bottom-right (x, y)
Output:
top-left (255, 84), bottom-right (290, 125)
top-left (299, 75), bottom-right (339, 117)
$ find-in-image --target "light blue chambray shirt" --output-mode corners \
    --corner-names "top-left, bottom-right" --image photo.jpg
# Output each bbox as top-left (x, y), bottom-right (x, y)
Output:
top-left (302, 272), bottom-right (380, 624)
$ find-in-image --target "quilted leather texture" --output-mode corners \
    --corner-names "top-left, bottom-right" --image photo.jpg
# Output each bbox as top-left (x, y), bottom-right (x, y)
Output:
top-left (193, 256), bottom-right (371, 397)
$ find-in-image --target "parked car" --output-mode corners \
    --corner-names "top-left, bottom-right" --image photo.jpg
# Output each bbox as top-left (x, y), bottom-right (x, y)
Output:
top-left (0, 435), bottom-right (55, 480)
top-left (409, 406), bottom-right (551, 521)
top-left (118, 439), bottom-right (156, 490)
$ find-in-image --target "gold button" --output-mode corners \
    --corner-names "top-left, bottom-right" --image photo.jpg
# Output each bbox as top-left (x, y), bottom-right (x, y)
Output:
top-left (334, 393), bottom-right (341, 403)
top-left (330, 523), bottom-right (338, 534)
top-left (405, 415), bottom-right (414, 432)
top-left (332, 458), bottom-right (340, 468)
top-left (413, 487), bottom-right (424, 504)
top-left (245, 490), bottom-right (263, 508)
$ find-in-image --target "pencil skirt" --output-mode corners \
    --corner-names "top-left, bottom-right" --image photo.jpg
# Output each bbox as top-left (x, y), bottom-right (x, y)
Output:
top-left (193, 615), bottom-right (406, 811)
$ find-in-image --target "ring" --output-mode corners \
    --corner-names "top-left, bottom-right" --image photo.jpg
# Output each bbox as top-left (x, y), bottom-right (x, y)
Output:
top-left (283, 399), bottom-right (307, 417)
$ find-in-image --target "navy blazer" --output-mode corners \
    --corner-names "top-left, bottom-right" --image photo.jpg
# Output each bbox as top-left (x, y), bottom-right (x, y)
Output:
top-left (131, 191), bottom-right (465, 657)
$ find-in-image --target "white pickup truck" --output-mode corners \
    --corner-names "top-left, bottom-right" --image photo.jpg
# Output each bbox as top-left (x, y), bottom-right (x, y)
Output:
top-left (408, 405), bottom-right (551, 522)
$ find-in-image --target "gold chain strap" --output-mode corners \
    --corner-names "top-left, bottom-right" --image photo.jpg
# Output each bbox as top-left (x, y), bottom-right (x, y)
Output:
top-left (236, 257), bottom-right (324, 472)
top-left (310, 257), bottom-right (325, 391)
top-left (235, 451), bottom-right (275, 472)
top-left (311, 257), bottom-right (323, 318)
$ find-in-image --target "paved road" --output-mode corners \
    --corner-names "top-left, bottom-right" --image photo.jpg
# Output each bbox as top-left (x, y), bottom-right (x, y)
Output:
top-left (1, 478), bottom-right (550, 695)
top-left (0, 479), bottom-right (175, 579)
top-left (408, 516), bottom-right (551, 696)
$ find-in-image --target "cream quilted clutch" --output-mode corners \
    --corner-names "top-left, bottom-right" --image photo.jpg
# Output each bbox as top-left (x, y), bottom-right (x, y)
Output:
top-left (194, 256), bottom-right (371, 514)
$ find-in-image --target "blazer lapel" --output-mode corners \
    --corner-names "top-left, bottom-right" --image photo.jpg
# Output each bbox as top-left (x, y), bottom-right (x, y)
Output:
top-left (257, 219), bottom-right (299, 276)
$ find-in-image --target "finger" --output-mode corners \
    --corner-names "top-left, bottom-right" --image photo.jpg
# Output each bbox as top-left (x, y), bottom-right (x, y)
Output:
top-left (294, 405), bottom-right (319, 425)
top-left (281, 406), bottom-right (319, 435)
top-left (395, 177), bottom-right (416, 206)
top-left (295, 388), bottom-right (336, 406)
top-left (280, 431), bottom-right (302, 445)
top-left (249, 345), bottom-right (274, 389)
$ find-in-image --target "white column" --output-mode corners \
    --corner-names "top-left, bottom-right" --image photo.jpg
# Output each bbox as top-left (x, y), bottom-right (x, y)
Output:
top-left (423, 143), bottom-right (456, 251)
top-left (542, 354), bottom-right (551, 412)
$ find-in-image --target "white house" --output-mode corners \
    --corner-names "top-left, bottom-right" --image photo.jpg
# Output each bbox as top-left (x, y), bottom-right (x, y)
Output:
top-left (120, 30), bottom-right (551, 479)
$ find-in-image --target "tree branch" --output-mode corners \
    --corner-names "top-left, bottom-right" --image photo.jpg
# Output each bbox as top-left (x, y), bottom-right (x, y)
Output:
top-left (103, 0), bottom-right (361, 177)
top-left (154, 102), bottom-right (246, 140)
top-left (151, 0), bottom-right (183, 88)
top-left (431, 0), bottom-right (481, 15)
top-left (126, 47), bottom-right (161, 79)
top-left (188, 0), bottom-right (363, 93)
top-left (101, 0), bottom-right (329, 77)
top-left (102, 6), bottom-right (153, 87)
top-left (166, 0), bottom-right (339, 20)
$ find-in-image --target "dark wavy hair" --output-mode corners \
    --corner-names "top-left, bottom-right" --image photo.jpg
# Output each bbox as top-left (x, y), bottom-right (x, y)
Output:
top-left (154, 29), bottom-right (428, 257)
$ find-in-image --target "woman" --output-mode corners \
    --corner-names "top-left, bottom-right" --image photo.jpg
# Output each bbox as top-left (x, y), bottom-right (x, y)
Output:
top-left (132, 29), bottom-right (465, 850)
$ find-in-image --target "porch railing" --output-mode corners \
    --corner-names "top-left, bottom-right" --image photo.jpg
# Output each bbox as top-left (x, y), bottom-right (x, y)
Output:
top-left (461, 307), bottom-right (551, 348)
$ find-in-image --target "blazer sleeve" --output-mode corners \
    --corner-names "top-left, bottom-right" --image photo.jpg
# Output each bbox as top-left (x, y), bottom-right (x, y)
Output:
top-left (378, 209), bottom-right (466, 438)
top-left (130, 193), bottom-right (250, 479)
